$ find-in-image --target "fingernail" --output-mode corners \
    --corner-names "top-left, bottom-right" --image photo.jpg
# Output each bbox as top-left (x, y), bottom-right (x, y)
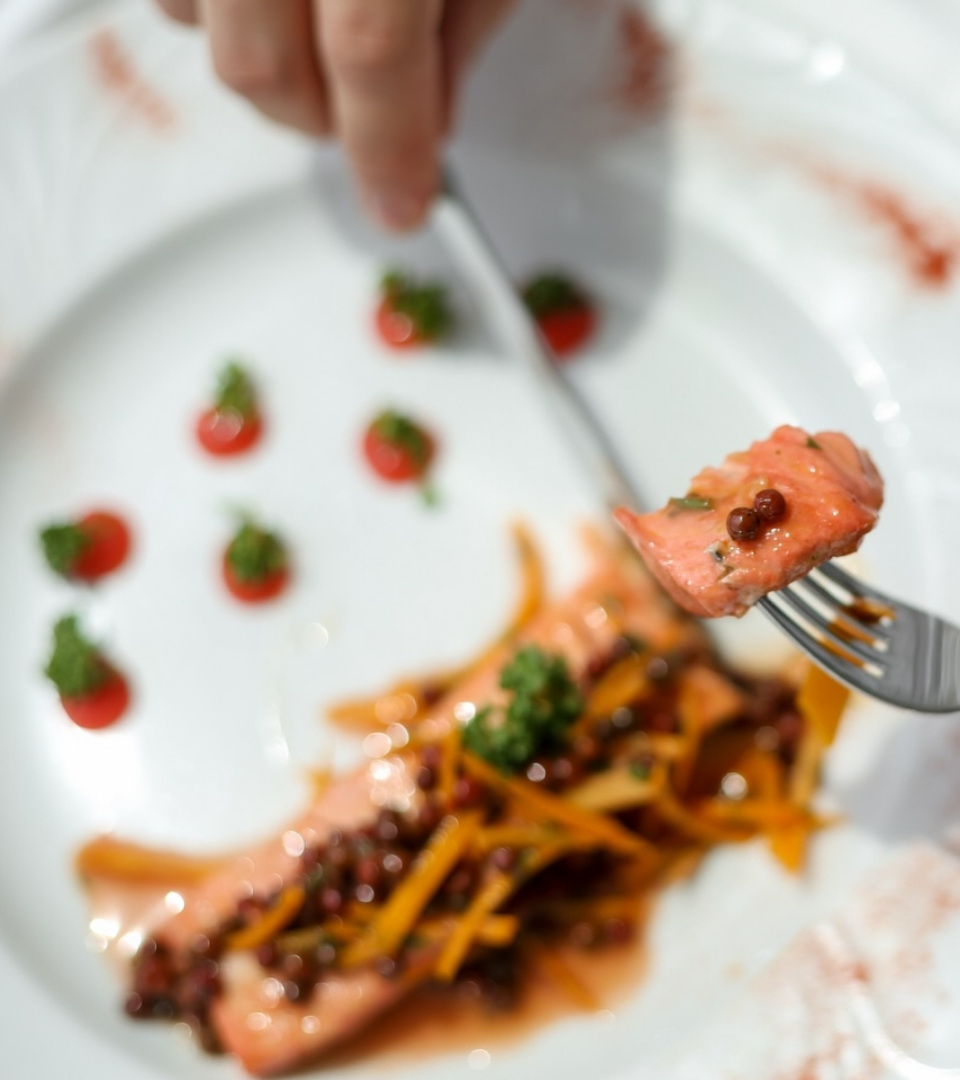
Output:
top-left (364, 188), bottom-right (428, 231)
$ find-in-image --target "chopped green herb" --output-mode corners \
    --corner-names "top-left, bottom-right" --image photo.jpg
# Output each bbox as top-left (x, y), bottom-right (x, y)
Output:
top-left (381, 269), bottom-right (452, 341)
top-left (420, 481), bottom-right (441, 509)
top-left (44, 615), bottom-right (109, 699)
top-left (707, 542), bottom-right (728, 564)
top-left (806, 436), bottom-right (822, 450)
top-left (463, 646), bottom-right (583, 774)
top-left (521, 273), bottom-right (588, 317)
top-left (629, 760), bottom-right (653, 781)
top-left (215, 362), bottom-right (258, 419)
top-left (226, 518), bottom-right (287, 584)
top-left (39, 523), bottom-right (89, 578)
top-left (372, 410), bottom-right (432, 467)
top-left (667, 495), bottom-right (715, 513)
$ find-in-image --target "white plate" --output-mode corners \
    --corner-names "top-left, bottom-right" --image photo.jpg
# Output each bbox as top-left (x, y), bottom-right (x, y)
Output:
top-left (1, 2), bottom-right (960, 1078)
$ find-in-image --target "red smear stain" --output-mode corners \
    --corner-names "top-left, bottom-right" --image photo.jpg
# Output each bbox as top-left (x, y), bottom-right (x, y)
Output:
top-left (614, 5), bottom-right (672, 117)
top-left (803, 162), bottom-right (960, 289)
top-left (89, 30), bottom-right (176, 132)
top-left (690, 103), bottom-right (960, 291)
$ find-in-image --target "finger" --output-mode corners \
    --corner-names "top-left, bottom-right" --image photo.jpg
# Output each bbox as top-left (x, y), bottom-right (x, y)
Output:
top-left (318, 0), bottom-right (445, 231)
top-left (155, 0), bottom-right (199, 25)
top-left (441, 0), bottom-right (515, 127)
top-left (200, 0), bottom-right (328, 136)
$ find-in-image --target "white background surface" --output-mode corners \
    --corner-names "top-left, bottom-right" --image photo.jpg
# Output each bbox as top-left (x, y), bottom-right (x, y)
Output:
top-left (2, 2), bottom-right (960, 1079)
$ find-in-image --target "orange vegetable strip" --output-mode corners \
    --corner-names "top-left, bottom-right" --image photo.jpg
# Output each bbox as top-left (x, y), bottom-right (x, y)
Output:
top-left (434, 873), bottom-right (516, 981)
top-left (797, 663), bottom-right (849, 749)
top-left (731, 748), bottom-right (785, 801)
top-left (344, 811), bottom-right (483, 965)
top-left (225, 885), bottom-right (306, 952)
top-left (462, 752), bottom-right (655, 859)
top-left (573, 654), bottom-right (650, 736)
top-left (474, 824), bottom-right (595, 854)
top-left (497, 521), bottom-right (546, 645)
top-left (435, 844), bottom-right (569, 982)
top-left (788, 663), bottom-right (849, 811)
top-left (768, 824), bottom-right (810, 874)
top-left (697, 798), bottom-right (813, 828)
top-left (654, 791), bottom-right (754, 845)
top-left (75, 836), bottom-right (228, 885)
top-left (568, 763), bottom-right (665, 813)
top-left (535, 949), bottom-right (601, 1011)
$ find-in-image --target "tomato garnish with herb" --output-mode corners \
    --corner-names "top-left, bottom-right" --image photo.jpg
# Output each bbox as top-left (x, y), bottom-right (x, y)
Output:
top-left (196, 363), bottom-right (263, 457)
top-left (522, 272), bottom-right (597, 358)
top-left (375, 270), bottom-right (453, 349)
top-left (45, 615), bottom-right (130, 730)
top-left (39, 510), bottom-right (132, 583)
top-left (222, 517), bottom-right (290, 604)
top-left (363, 410), bottom-right (436, 484)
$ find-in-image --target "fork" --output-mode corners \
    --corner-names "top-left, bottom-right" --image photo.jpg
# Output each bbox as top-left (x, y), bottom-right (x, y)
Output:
top-left (436, 174), bottom-right (960, 714)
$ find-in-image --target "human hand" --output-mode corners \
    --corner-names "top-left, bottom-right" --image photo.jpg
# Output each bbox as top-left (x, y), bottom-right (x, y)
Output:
top-left (156, 0), bottom-right (514, 230)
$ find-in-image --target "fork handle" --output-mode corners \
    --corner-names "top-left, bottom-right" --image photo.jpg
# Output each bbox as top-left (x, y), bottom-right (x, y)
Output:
top-left (435, 175), bottom-right (645, 514)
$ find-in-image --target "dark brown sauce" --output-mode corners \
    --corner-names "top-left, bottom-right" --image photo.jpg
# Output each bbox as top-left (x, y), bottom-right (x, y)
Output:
top-left (85, 870), bottom-right (654, 1070)
top-left (321, 930), bottom-right (651, 1071)
top-left (843, 598), bottom-right (895, 626)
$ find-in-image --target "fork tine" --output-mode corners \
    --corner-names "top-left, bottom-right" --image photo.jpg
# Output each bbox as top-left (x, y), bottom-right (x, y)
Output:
top-left (773, 586), bottom-right (885, 669)
top-left (793, 572), bottom-right (891, 642)
top-left (815, 560), bottom-right (886, 602)
top-left (757, 596), bottom-right (884, 698)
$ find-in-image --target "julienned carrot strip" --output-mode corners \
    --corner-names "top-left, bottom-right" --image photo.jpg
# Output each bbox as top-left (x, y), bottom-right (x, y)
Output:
top-left (434, 873), bottom-right (515, 981)
top-left (75, 836), bottom-right (228, 885)
top-left (225, 885), bottom-right (306, 952)
top-left (697, 798), bottom-right (811, 828)
top-left (473, 824), bottom-right (594, 853)
top-left (462, 752), bottom-right (655, 860)
top-left (434, 844), bottom-right (569, 982)
top-left (567, 763), bottom-right (665, 813)
top-left (343, 811), bottom-right (483, 966)
top-left (572, 654), bottom-right (649, 737)
top-left (534, 949), bottom-right (601, 1011)
top-left (654, 791), bottom-right (753, 845)
top-left (768, 824), bottom-right (810, 874)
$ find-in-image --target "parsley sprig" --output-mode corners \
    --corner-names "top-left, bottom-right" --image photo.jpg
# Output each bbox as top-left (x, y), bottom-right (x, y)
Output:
top-left (214, 362), bottom-right (258, 420)
top-left (372, 410), bottom-right (432, 468)
top-left (522, 273), bottom-right (588, 317)
top-left (381, 270), bottom-right (452, 342)
top-left (226, 517), bottom-right (288, 584)
top-left (44, 615), bottom-right (110, 698)
top-left (463, 647), bottom-right (583, 774)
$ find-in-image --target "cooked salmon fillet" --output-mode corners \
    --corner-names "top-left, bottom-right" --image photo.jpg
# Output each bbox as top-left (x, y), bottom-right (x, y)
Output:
top-left (614, 426), bottom-right (883, 618)
top-left (136, 541), bottom-right (701, 1076)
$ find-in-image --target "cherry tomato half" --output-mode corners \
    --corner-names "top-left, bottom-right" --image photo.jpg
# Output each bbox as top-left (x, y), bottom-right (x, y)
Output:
top-left (196, 407), bottom-right (263, 457)
top-left (222, 553), bottom-right (290, 604)
top-left (535, 305), bottom-right (597, 358)
top-left (60, 670), bottom-right (131, 730)
top-left (72, 511), bottom-right (133, 582)
top-left (363, 419), bottom-right (435, 483)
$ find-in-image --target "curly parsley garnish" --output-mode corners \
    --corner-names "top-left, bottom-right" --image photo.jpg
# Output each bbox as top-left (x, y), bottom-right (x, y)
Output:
top-left (226, 518), bottom-right (288, 584)
top-left (44, 615), bottom-right (109, 698)
top-left (381, 270), bottom-right (453, 342)
top-left (463, 647), bottom-right (583, 774)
